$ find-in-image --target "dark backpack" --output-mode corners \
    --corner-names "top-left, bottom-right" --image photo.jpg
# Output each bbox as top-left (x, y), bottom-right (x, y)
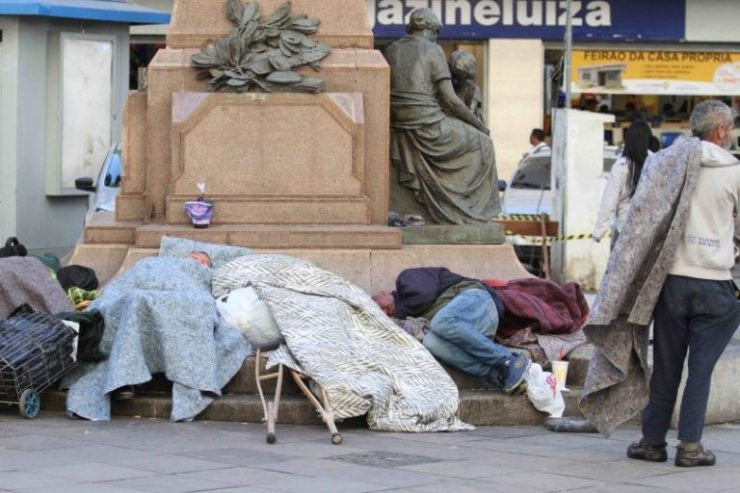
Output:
top-left (0, 237), bottom-right (27, 258)
top-left (57, 265), bottom-right (99, 291)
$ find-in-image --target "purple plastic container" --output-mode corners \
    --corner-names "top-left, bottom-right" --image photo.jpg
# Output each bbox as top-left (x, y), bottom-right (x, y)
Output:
top-left (184, 200), bottom-right (214, 229)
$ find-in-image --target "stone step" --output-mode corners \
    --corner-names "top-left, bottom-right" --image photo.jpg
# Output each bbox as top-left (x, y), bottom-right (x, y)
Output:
top-left (134, 224), bottom-right (402, 250)
top-left (131, 348), bottom-right (590, 397)
top-left (41, 388), bottom-right (585, 427)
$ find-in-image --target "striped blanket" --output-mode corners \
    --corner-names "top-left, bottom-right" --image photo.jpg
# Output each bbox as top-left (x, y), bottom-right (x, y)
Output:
top-left (213, 254), bottom-right (472, 432)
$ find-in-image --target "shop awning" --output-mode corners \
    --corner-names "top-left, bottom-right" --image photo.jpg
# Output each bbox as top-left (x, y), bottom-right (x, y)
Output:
top-left (0, 0), bottom-right (170, 25)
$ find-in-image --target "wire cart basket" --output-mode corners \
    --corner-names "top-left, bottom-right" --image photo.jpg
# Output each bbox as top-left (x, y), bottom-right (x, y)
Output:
top-left (0, 313), bottom-right (77, 418)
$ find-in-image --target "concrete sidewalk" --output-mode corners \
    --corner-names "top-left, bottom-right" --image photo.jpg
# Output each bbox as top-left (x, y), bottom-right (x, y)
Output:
top-left (2, 413), bottom-right (740, 492)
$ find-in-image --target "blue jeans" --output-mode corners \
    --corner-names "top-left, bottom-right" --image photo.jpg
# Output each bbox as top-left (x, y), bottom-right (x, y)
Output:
top-left (422, 289), bottom-right (511, 384)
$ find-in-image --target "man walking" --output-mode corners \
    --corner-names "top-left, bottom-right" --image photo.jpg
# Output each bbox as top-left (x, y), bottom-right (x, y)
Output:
top-left (627, 101), bottom-right (740, 467)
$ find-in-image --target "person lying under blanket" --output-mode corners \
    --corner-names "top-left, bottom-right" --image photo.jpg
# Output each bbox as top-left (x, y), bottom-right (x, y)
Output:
top-left (374, 267), bottom-right (531, 394)
top-left (212, 254), bottom-right (472, 432)
top-left (63, 250), bottom-right (250, 422)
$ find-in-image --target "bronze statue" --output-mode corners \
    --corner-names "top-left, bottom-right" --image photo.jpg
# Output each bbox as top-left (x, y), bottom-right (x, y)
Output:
top-left (385, 9), bottom-right (500, 225)
top-left (192, 0), bottom-right (331, 94)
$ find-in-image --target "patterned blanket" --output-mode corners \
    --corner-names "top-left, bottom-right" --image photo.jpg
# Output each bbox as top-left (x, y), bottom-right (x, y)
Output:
top-left (213, 254), bottom-right (472, 432)
top-left (64, 257), bottom-right (251, 421)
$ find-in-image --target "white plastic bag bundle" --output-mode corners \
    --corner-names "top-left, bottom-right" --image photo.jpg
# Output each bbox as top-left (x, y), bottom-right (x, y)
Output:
top-left (524, 363), bottom-right (566, 418)
top-left (216, 286), bottom-right (281, 348)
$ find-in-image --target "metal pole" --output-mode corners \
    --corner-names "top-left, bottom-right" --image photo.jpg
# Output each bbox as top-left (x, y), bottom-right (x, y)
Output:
top-left (564, 0), bottom-right (573, 109)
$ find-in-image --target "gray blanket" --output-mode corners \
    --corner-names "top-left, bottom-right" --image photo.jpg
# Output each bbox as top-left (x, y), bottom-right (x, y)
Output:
top-left (64, 257), bottom-right (251, 421)
top-left (0, 257), bottom-right (71, 318)
top-left (579, 137), bottom-right (703, 436)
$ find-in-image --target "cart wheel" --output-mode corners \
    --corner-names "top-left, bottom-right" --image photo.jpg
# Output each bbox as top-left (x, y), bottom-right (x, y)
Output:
top-left (19, 389), bottom-right (41, 419)
top-left (331, 433), bottom-right (343, 445)
top-left (266, 432), bottom-right (277, 444)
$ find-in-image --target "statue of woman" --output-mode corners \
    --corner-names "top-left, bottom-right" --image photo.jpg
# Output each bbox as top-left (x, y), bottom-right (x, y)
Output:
top-left (384, 8), bottom-right (500, 225)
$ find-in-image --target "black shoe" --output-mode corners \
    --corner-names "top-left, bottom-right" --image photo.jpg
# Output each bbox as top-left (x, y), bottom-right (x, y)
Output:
top-left (626, 438), bottom-right (668, 462)
top-left (675, 442), bottom-right (716, 467)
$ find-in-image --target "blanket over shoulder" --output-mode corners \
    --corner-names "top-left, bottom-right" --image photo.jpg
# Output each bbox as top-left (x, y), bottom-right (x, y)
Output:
top-left (64, 257), bottom-right (251, 421)
top-left (213, 254), bottom-right (473, 432)
top-left (579, 137), bottom-right (703, 436)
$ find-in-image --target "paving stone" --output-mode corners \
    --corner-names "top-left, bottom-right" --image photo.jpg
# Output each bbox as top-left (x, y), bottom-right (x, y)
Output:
top-left (636, 469), bottom-right (740, 492)
top-left (327, 451), bottom-right (444, 468)
top-left (34, 462), bottom-right (157, 483)
top-left (253, 458), bottom-right (437, 488)
top-left (0, 470), bottom-right (80, 490)
top-left (108, 473), bottom-right (236, 493)
top-left (19, 484), bottom-right (144, 493)
top-left (180, 447), bottom-right (299, 467)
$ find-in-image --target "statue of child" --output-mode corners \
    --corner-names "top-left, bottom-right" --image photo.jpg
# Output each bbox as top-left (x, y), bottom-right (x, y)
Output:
top-left (449, 51), bottom-right (484, 124)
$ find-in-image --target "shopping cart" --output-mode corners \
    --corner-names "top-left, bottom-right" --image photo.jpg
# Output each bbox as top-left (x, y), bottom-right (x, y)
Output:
top-left (0, 313), bottom-right (77, 418)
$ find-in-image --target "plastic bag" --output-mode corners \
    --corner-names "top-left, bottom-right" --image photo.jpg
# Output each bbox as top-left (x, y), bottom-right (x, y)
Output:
top-left (216, 286), bottom-right (281, 349)
top-left (524, 363), bottom-right (566, 418)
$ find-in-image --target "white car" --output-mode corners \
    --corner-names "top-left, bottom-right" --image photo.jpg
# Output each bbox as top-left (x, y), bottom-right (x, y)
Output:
top-left (75, 143), bottom-right (122, 223)
top-left (500, 148), bottom-right (620, 273)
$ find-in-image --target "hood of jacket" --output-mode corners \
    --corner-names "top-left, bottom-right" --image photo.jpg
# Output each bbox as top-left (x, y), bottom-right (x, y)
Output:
top-left (701, 140), bottom-right (740, 168)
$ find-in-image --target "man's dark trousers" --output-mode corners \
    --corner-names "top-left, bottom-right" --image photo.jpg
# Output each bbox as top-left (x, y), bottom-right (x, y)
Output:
top-left (642, 275), bottom-right (740, 443)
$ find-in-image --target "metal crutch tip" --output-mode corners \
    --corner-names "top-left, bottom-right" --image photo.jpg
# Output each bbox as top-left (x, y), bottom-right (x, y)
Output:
top-left (331, 433), bottom-right (343, 445)
top-left (266, 432), bottom-right (277, 444)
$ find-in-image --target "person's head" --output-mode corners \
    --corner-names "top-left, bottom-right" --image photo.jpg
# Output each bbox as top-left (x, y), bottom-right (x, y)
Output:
top-left (449, 51), bottom-right (477, 87)
top-left (623, 120), bottom-right (653, 197)
top-left (188, 250), bottom-right (212, 268)
top-left (690, 100), bottom-right (736, 149)
top-left (583, 98), bottom-right (598, 112)
top-left (373, 290), bottom-right (396, 317)
top-left (530, 128), bottom-right (546, 146)
top-left (625, 102), bottom-right (637, 113)
top-left (407, 8), bottom-right (442, 41)
top-left (598, 104), bottom-right (610, 114)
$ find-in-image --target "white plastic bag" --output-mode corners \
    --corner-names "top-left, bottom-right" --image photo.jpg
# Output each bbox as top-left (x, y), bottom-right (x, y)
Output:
top-left (216, 286), bottom-right (281, 348)
top-left (524, 363), bottom-right (566, 418)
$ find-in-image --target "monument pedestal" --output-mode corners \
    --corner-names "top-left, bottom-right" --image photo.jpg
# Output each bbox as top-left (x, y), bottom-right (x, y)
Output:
top-left (78, 0), bottom-right (521, 287)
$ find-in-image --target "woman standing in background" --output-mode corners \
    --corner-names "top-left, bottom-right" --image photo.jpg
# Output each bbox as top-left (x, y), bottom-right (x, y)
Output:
top-left (592, 120), bottom-right (654, 247)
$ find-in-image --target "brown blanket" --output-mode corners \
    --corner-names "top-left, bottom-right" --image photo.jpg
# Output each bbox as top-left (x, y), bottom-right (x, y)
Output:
top-left (579, 137), bottom-right (703, 436)
top-left (0, 257), bottom-right (72, 318)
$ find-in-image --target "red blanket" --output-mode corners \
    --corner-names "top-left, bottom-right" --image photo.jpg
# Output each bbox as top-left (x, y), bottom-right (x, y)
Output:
top-left (483, 278), bottom-right (589, 341)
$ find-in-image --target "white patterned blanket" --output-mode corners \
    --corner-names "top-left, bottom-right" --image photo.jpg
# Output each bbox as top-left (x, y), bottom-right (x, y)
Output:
top-left (213, 254), bottom-right (472, 432)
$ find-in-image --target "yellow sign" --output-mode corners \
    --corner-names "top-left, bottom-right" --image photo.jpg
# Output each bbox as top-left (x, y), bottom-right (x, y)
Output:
top-left (572, 50), bottom-right (740, 95)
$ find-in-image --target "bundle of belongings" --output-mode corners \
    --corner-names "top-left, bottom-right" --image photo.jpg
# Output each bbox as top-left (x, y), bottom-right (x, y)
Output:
top-left (484, 278), bottom-right (590, 364)
top-left (213, 254), bottom-right (472, 432)
top-left (0, 251), bottom-right (107, 404)
top-left (64, 237), bottom-right (252, 421)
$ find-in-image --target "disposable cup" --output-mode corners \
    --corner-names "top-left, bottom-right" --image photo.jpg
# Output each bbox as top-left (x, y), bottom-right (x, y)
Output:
top-left (551, 360), bottom-right (569, 389)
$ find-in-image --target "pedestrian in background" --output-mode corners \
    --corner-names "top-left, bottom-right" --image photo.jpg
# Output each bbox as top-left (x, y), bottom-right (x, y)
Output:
top-left (591, 120), bottom-right (653, 247)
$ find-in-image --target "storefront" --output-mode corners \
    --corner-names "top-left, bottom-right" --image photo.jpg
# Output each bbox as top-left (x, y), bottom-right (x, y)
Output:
top-left (566, 48), bottom-right (740, 151)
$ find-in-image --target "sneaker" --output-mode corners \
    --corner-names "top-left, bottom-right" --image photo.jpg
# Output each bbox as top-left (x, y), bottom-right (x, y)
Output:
top-left (675, 442), bottom-right (716, 467)
top-left (626, 438), bottom-right (668, 462)
top-left (501, 353), bottom-right (530, 394)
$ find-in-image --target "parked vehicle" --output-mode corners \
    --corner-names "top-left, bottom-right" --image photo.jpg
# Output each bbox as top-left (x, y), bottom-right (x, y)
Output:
top-left (500, 148), bottom-right (620, 274)
top-left (75, 143), bottom-right (121, 221)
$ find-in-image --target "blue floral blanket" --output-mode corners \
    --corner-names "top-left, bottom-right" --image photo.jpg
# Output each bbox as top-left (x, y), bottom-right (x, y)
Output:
top-left (64, 257), bottom-right (251, 421)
